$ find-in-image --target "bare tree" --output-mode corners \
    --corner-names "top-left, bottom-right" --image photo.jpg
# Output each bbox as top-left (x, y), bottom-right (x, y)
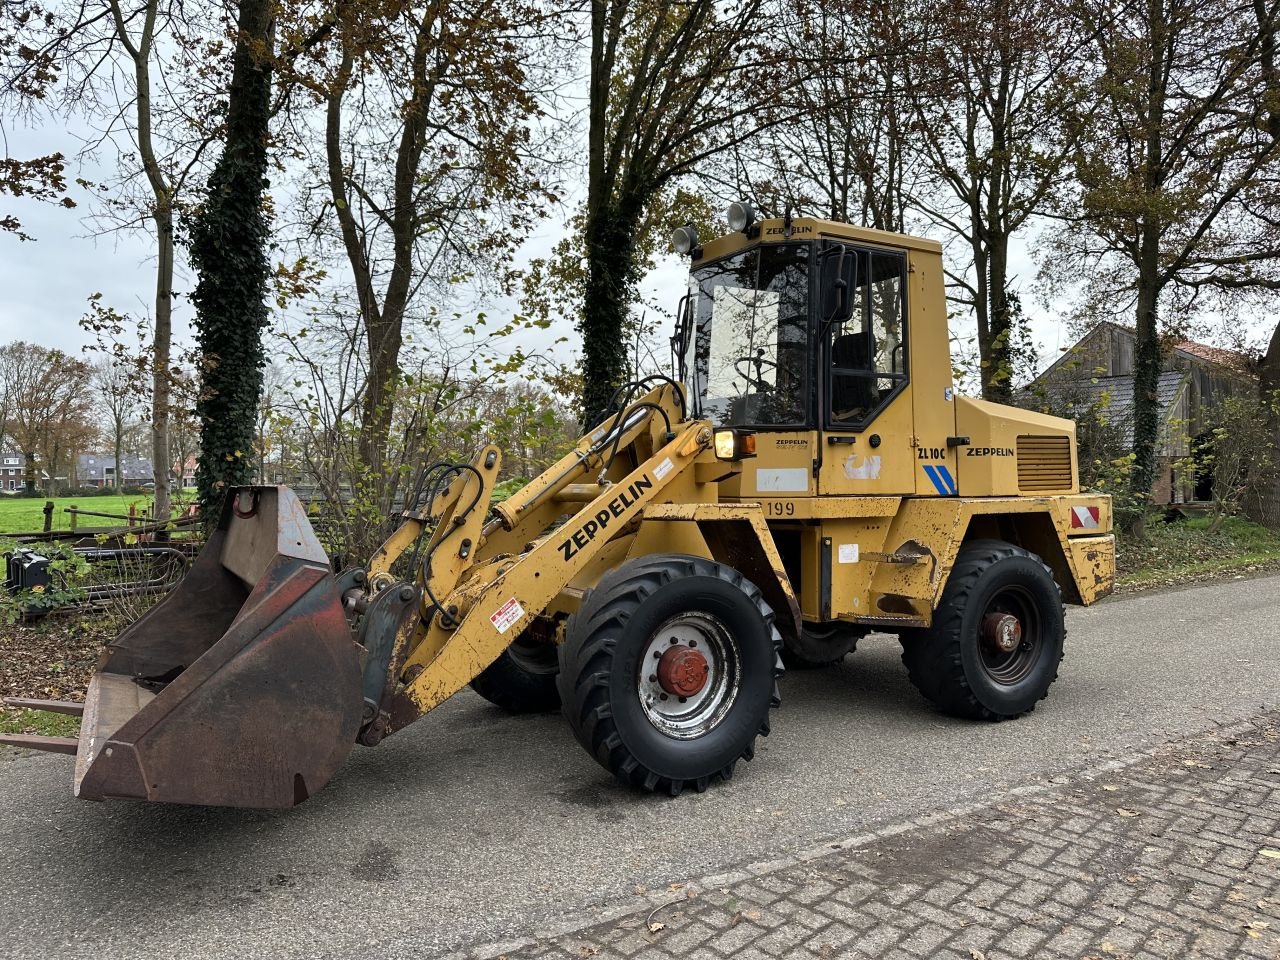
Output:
top-left (102, 0), bottom-right (178, 519)
top-left (711, 0), bottom-right (918, 232)
top-left (277, 0), bottom-right (561, 494)
top-left (92, 356), bottom-right (141, 492)
top-left (899, 0), bottom-right (1087, 402)
top-left (0, 342), bottom-right (92, 492)
top-left (2, 0), bottom-right (228, 512)
top-left (1047, 0), bottom-right (1280, 496)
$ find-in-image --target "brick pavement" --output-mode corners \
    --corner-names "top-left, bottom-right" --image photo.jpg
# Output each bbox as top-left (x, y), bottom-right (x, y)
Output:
top-left (457, 715), bottom-right (1280, 960)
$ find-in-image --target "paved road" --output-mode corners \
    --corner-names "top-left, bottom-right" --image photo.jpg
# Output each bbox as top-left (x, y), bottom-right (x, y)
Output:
top-left (0, 574), bottom-right (1276, 960)
top-left (480, 714), bottom-right (1280, 960)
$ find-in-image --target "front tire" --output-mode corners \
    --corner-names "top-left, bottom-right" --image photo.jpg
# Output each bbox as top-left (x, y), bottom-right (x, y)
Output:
top-left (901, 540), bottom-right (1064, 720)
top-left (557, 554), bottom-right (783, 796)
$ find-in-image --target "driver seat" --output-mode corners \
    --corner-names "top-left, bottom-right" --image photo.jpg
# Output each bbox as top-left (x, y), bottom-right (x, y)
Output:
top-left (830, 332), bottom-right (878, 420)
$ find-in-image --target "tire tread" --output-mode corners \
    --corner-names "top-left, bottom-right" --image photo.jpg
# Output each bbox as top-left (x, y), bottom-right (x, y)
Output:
top-left (900, 539), bottom-right (1065, 721)
top-left (558, 554), bottom-right (783, 794)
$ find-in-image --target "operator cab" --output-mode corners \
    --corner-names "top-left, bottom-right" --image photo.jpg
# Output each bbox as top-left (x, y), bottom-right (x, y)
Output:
top-left (670, 204), bottom-right (957, 500)
top-left (673, 219), bottom-right (909, 438)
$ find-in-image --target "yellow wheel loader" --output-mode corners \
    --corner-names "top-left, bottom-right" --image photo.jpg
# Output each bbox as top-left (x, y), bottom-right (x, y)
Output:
top-left (2, 208), bottom-right (1115, 806)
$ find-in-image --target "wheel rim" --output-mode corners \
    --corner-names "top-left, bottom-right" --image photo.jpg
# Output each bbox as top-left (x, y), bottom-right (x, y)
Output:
top-left (977, 585), bottom-right (1042, 685)
top-left (638, 612), bottom-right (740, 740)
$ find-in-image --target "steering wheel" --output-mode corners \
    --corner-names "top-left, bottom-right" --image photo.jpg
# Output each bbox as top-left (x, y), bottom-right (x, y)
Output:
top-left (734, 349), bottom-right (777, 391)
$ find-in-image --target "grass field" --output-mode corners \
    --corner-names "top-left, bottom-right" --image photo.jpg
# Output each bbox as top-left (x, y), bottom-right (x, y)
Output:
top-left (0, 493), bottom-right (197, 535)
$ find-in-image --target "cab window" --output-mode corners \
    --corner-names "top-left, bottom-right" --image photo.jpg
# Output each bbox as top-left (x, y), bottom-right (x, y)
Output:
top-left (826, 250), bottom-right (906, 427)
top-left (691, 244), bottom-right (810, 427)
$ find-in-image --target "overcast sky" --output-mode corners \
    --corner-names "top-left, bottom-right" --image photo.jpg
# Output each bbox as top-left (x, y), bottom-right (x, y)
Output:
top-left (0, 116), bottom-right (1244, 386)
top-left (0, 179), bottom-right (1066, 378)
top-left (0, 120), bottom-right (672, 374)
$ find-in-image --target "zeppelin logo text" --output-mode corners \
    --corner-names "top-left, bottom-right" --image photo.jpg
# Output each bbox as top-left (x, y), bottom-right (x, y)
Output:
top-left (558, 475), bottom-right (655, 561)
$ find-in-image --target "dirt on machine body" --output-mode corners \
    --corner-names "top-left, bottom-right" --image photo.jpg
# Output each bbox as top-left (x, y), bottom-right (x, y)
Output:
top-left (3, 211), bottom-right (1115, 807)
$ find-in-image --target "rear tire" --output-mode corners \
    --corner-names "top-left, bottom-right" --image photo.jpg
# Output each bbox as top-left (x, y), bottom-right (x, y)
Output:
top-left (900, 539), bottom-right (1064, 720)
top-left (469, 633), bottom-right (560, 714)
top-left (557, 554), bottom-right (783, 796)
top-left (782, 623), bottom-right (861, 669)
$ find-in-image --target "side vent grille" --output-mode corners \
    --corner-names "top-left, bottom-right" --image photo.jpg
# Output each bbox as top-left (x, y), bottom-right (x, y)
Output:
top-left (1017, 435), bottom-right (1073, 492)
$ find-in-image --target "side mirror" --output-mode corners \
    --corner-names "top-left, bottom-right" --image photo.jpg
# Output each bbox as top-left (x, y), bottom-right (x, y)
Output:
top-left (820, 244), bottom-right (855, 326)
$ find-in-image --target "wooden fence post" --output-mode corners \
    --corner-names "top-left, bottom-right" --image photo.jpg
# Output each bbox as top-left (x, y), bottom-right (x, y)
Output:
top-left (42, 501), bottom-right (53, 533)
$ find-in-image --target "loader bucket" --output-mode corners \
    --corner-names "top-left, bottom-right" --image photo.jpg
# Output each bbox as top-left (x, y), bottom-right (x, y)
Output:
top-left (72, 487), bottom-right (365, 808)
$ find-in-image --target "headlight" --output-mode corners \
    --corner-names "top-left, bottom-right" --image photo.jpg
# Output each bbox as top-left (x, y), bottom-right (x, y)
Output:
top-left (713, 428), bottom-right (757, 461)
top-left (671, 224), bottom-right (699, 255)
top-left (727, 201), bottom-right (756, 233)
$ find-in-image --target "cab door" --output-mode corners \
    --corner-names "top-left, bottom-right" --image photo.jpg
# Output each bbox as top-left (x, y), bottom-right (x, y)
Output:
top-left (817, 246), bottom-right (916, 496)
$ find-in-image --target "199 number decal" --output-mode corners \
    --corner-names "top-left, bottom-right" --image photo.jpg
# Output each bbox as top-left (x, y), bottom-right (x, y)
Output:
top-left (766, 501), bottom-right (796, 516)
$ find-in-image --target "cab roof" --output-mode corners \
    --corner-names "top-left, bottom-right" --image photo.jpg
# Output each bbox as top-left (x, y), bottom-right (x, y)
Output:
top-left (692, 216), bottom-right (944, 265)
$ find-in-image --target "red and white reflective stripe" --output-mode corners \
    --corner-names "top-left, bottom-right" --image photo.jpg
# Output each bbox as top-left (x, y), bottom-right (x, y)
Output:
top-left (1071, 506), bottom-right (1101, 529)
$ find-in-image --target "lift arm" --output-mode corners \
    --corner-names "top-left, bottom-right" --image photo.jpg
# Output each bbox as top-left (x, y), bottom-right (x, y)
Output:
top-left (350, 383), bottom-right (716, 738)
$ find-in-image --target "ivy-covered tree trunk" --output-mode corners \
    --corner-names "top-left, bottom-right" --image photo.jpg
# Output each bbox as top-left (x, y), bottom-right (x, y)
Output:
top-left (579, 193), bottom-right (645, 427)
top-left (1129, 9), bottom-right (1167, 502)
top-left (984, 232), bottom-right (1014, 404)
top-left (973, 74), bottom-right (1018, 406)
top-left (1260, 321), bottom-right (1280, 526)
top-left (1129, 231), bottom-right (1163, 499)
top-left (189, 0), bottom-right (273, 520)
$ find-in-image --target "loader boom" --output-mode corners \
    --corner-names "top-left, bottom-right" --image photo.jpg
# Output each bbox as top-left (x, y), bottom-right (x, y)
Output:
top-left (357, 383), bottom-right (724, 735)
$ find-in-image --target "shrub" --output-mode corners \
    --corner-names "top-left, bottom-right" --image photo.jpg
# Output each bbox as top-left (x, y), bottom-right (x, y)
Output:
top-left (61, 485), bottom-right (110, 498)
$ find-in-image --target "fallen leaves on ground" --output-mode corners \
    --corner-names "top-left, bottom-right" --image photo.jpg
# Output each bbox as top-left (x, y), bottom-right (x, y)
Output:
top-left (0, 614), bottom-right (112, 703)
top-left (1116, 808), bottom-right (1141, 817)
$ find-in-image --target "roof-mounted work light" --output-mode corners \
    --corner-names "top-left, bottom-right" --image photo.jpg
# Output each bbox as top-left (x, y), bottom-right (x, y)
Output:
top-left (726, 201), bottom-right (756, 233)
top-left (671, 224), bottom-right (699, 255)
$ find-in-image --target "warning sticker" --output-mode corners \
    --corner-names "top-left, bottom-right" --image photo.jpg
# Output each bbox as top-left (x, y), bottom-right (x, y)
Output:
top-left (654, 457), bottom-right (675, 480)
top-left (838, 543), bottom-right (860, 564)
top-left (490, 598), bottom-right (525, 634)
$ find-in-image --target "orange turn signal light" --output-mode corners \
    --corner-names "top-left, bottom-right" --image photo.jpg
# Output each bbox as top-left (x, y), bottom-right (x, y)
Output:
top-left (713, 429), bottom-right (757, 461)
